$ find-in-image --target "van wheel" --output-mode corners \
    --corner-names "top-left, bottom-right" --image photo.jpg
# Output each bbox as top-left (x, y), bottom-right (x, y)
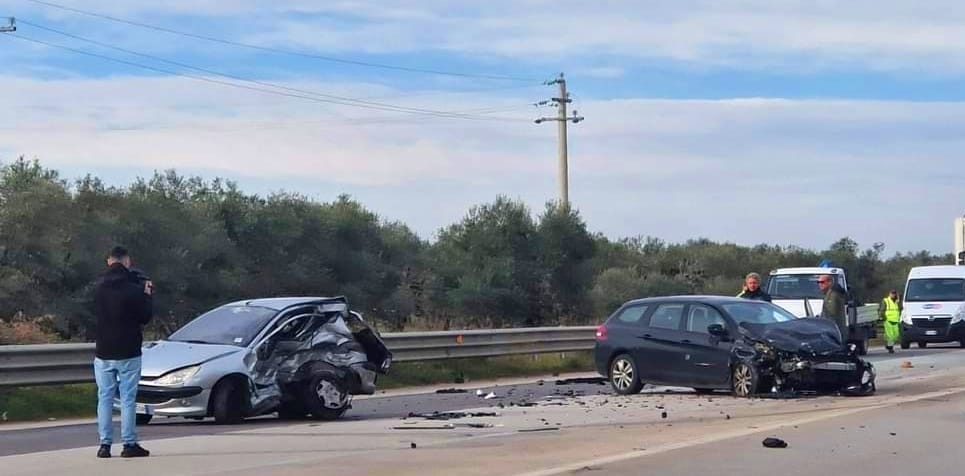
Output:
top-left (212, 379), bottom-right (246, 425)
top-left (732, 363), bottom-right (761, 398)
top-left (609, 354), bottom-right (644, 395)
top-left (918, 341), bottom-right (928, 349)
top-left (900, 338), bottom-right (910, 350)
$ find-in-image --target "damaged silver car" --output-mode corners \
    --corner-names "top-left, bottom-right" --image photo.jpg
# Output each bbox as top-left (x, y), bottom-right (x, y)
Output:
top-left (119, 296), bottom-right (392, 424)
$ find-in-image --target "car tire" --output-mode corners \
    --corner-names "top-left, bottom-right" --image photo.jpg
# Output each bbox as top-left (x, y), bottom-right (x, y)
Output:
top-left (856, 336), bottom-right (869, 356)
top-left (212, 379), bottom-right (246, 425)
top-left (918, 341), bottom-right (928, 349)
top-left (960, 340), bottom-right (965, 349)
top-left (900, 339), bottom-right (910, 350)
top-left (303, 374), bottom-right (349, 421)
top-left (135, 414), bottom-right (152, 425)
top-left (693, 388), bottom-right (715, 395)
top-left (731, 362), bottom-right (761, 398)
top-left (608, 354), bottom-right (644, 395)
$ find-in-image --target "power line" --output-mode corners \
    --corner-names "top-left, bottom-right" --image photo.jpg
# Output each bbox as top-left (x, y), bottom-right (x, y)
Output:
top-left (15, 19), bottom-right (533, 121)
top-left (2, 33), bottom-right (530, 123)
top-left (22, 0), bottom-right (539, 82)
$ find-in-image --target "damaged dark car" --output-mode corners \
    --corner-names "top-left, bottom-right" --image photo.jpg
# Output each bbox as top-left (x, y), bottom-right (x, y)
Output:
top-left (119, 296), bottom-right (392, 424)
top-left (594, 296), bottom-right (875, 398)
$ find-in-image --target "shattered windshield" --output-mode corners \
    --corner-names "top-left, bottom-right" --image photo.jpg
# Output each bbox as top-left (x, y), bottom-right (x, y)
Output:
top-left (906, 279), bottom-right (965, 302)
top-left (168, 306), bottom-right (278, 347)
top-left (722, 302), bottom-right (796, 325)
top-left (766, 274), bottom-right (842, 299)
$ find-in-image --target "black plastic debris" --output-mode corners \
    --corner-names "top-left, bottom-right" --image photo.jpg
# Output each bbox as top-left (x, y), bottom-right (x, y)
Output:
top-left (661, 412), bottom-right (668, 419)
top-left (762, 438), bottom-right (788, 448)
top-left (410, 443), bottom-right (418, 449)
top-left (890, 432), bottom-right (897, 436)
top-left (519, 427), bottom-right (560, 432)
top-left (435, 388), bottom-right (469, 394)
top-left (554, 377), bottom-right (607, 386)
top-left (406, 411), bottom-right (498, 421)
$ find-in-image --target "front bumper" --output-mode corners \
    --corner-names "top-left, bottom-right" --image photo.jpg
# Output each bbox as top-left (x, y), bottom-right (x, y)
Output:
top-left (901, 320), bottom-right (965, 343)
top-left (772, 357), bottom-right (875, 396)
top-left (114, 384), bottom-right (210, 418)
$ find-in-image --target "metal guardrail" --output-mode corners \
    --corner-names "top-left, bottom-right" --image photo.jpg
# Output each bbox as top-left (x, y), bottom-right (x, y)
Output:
top-left (0, 327), bottom-right (598, 388)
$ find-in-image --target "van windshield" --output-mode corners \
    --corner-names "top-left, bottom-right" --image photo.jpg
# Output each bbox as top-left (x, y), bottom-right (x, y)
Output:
top-left (905, 278), bottom-right (965, 302)
top-left (766, 274), bottom-right (844, 299)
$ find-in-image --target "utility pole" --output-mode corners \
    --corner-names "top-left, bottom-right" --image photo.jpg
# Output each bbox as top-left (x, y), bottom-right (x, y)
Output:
top-left (1, 18), bottom-right (15, 32)
top-left (536, 73), bottom-right (583, 210)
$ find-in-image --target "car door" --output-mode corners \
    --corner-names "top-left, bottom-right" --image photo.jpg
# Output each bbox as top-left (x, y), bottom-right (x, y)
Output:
top-left (633, 302), bottom-right (687, 385)
top-left (678, 304), bottom-right (733, 387)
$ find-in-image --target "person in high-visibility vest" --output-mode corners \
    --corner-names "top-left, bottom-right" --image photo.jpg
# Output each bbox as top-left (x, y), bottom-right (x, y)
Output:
top-left (879, 289), bottom-right (903, 353)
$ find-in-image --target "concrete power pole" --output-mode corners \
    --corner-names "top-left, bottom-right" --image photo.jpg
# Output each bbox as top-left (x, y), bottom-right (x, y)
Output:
top-left (536, 73), bottom-right (583, 209)
top-left (0, 17), bottom-right (15, 32)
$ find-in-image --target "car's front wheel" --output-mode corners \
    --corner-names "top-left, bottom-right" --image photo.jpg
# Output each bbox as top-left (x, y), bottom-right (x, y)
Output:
top-left (303, 374), bottom-right (349, 421)
top-left (608, 354), bottom-right (643, 395)
top-left (212, 379), bottom-right (247, 425)
top-left (731, 363), bottom-right (761, 398)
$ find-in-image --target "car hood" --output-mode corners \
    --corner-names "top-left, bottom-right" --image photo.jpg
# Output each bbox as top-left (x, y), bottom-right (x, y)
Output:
top-left (141, 340), bottom-right (243, 378)
top-left (904, 301), bottom-right (962, 317)
top-left (740, 318), bottom-right (843, 355)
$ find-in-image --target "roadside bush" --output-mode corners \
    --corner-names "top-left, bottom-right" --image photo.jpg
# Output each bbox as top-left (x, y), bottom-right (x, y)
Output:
top-left (0, 315), bottom-right (61, 345)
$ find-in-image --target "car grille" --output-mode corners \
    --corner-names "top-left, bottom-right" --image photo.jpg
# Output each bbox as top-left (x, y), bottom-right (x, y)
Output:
top-left (136, 395), bottom-right (172, 405)
top-left (912, 317), bottom-right (952, 328)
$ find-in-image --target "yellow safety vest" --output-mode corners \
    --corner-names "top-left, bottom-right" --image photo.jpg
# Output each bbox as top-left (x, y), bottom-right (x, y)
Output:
top-left (883, 297), bottom-right (900, 323)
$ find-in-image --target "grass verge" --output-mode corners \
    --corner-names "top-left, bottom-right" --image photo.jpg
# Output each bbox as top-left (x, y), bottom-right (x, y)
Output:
top-left (0, 352), bottom-right (594, 423)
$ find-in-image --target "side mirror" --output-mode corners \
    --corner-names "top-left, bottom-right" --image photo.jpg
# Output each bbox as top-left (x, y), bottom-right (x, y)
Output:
top-left (707, 324), bottom-right (728, 337)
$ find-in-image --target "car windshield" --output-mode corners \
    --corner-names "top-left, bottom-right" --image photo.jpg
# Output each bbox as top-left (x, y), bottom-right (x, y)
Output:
top-left (722, 302), bottom-right (797, 325)
top-left (905, 278), bottom-right (965, 302)
top-left (167, 306), bottom-right (278, 347)
top-left (766, 274), bottom-right (842, 299)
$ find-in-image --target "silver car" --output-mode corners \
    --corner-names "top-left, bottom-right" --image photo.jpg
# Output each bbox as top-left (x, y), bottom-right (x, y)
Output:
top-left (120, 296), bottom-right (392, 425)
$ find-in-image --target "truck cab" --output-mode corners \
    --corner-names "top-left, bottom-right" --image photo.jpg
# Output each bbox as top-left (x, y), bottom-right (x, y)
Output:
top-left (766, 267), bottom-right (876, 355)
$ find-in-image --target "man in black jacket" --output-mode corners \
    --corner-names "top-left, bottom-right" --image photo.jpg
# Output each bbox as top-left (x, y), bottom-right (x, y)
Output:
top-left (93, 246), bottom-right (153, 459)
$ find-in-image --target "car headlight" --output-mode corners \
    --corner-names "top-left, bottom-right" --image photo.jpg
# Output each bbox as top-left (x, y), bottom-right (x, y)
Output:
top-left (901, 311), bottom-right (912, 325)
top-left (154, 365), bottom-right (200, 386)
top-left (952, 308), bottom-right (965, 324)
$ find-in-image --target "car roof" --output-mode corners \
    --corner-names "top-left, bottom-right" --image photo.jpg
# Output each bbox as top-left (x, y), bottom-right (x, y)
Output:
top-left (620, 295), bottom-right (756, 307)
top-left (770, 267), bottom-right (844, 275)
top-left (221, 296), bottom-right (346, 311)
top-left (908, 265), bottom-right (965, 279)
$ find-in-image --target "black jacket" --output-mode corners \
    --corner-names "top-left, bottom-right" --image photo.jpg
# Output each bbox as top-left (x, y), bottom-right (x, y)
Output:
top-left (737, 288), bottom-right (772, 302)
top-left (94, 263), bottom-right (153, 360)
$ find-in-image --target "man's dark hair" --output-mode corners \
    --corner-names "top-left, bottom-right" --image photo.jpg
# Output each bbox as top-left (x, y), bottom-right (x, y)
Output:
top-left (109, 246), bottom-right (130, 260)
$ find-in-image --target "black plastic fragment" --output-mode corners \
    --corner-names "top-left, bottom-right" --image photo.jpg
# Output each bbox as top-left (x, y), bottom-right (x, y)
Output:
top-left (762, 437), bottom-right (788, 448)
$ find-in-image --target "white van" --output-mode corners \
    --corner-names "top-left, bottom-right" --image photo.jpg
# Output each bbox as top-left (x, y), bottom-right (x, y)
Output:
top-left (900, 265), bottom-right (965, 349)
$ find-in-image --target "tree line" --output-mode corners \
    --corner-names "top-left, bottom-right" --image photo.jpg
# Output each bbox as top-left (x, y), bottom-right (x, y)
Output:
top-left (0, 157), bottom-right (951, 343)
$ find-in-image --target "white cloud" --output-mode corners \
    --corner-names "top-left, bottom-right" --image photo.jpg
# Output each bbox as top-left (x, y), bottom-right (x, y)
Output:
top-left (1, 74), bottom-right (963, 253)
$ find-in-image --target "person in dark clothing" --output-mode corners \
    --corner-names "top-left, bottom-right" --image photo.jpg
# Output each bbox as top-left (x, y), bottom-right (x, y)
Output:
top-left (93, 246), bottom-right (153, 459)
top-left (737, 272), bottom-right (772, 302)
top-left (818, 274), bottom-right (849, 344)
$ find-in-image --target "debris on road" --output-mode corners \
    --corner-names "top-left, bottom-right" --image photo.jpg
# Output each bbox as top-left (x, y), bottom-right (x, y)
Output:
top-left (901, 361), bottom-right (914, 369)
top-left (406, 411), bottom-right (498, 420)
top-left (394, 424), bottom-right (455, 430)
top-left (484, 392), bottom-right (499, 400)
top-left (762, 437), bottom-right (788, 448)
top-left (519, 427), bottom-right (560, 433)
top-left (410, 442), bottom-right (417, 449)
top-left (661, 412), bottom-right (668, 419)
top-left (554, 377), bottom-right (607, 386)
top-left (435, 388), bottom-right (468, 394)
top-left (890, 432), bottom-right (897, 436)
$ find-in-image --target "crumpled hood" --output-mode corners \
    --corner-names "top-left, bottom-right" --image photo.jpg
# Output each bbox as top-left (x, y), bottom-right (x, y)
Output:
top-left (740, 318), bottom-right (843, 355)
top-left (141, 340), bottom-right (242, 377)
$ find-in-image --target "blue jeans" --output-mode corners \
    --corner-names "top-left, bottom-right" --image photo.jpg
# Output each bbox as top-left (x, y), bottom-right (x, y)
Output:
top-left (93, 356), bottom-right (141, 446)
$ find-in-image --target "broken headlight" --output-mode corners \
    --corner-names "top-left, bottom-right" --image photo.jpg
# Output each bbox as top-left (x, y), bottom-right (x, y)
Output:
top-left (753, 341), bottom-right (776, 359)
top-left (155, 365), bottom-right (200, 386)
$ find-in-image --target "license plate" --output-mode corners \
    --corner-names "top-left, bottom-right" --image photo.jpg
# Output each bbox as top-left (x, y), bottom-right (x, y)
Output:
top-left (926, 330), bottom-right (938, 336)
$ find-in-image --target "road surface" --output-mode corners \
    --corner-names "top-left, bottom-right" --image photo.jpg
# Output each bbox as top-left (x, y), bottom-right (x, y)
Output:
top-left (2, 346), bottom-right (964, 476)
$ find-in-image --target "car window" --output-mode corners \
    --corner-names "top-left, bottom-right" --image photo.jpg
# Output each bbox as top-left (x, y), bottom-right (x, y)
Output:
top-left (722, 302), bottom-right (796, 325)
top-left (686, 305), bottom-right (727, 334)
top-left (612, 304), bottom-right (649, 325)
top-left (648, 304), bottom-right (684, 330)
top-left (168, 306), bottom-right (277, 347)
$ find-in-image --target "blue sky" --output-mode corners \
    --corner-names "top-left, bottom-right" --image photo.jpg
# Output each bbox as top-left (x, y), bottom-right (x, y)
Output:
top-left (2, 0), bottom-right (964, 254)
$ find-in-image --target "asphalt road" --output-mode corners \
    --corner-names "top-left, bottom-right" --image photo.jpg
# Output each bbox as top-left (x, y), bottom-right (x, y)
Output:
top-left (1, 344), bottom-right (961, 467)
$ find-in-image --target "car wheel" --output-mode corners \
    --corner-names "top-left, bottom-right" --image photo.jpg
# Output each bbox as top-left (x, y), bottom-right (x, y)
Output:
top-left (212, 379), bottom-right (246, 425)
top-left (960, 340), bottom-right (965, 349)
top-left (918, 341), bottom-right (928, 349)
top-left (856, 336), bottom-right (869, 356)
top-left (900, 339), bottom-right (910, 350)
top-left (303, 374), bottom-right (349, 421)
top-left (135, 414), bottom-right (152, 425)
top-left (608, 354), bottom-right (644, 395)
top-left (731, 363), bottom-right (761, 398)
top-left (693, 388), bottom-right (715, 395)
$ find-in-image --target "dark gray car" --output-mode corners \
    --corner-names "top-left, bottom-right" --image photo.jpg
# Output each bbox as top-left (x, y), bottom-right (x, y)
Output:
top-left (593, 296), bottom-right (875, 397)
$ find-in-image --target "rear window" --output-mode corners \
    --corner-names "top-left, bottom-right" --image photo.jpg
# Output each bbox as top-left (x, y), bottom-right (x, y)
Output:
top-left (610, 304), bottom-right (649, 325)
top-left (905, 278), bottom-right (965, 302)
